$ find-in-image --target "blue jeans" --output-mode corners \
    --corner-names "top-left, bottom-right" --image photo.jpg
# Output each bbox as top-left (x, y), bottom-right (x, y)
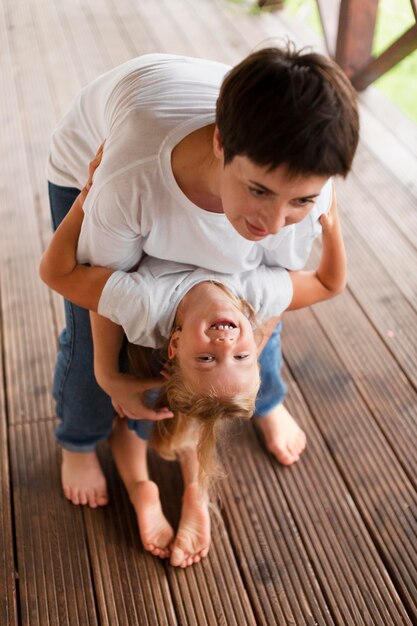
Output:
top-left (255, 321), bottom-right (287, 417)
top-left (48, 182), bottom-right (287, 449)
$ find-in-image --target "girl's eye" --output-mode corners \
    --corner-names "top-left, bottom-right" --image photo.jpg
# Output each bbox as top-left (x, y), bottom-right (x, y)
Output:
top-left (234, 354), bottom-right (249, 360)
top-left (197, 355), bottom-right (215, 362)
top-left (249, 187), bottom-right (267, 198)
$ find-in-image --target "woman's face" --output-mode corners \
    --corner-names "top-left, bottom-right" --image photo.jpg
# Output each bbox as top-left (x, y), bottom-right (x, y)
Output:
top-left (168, 283), bottom-right (260, 395)
top-left (213, 127), bottom-right (328, 241)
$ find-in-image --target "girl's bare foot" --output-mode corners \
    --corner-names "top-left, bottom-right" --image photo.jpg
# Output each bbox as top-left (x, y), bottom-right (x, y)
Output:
top-left (255, 404), bottom-right (306, 465)
top-left (61, 449), bottom-right (109, 508)
top-left (170, 483), bottom-right (211, 568)
top-left (130, 480), bottom-right (174, 559)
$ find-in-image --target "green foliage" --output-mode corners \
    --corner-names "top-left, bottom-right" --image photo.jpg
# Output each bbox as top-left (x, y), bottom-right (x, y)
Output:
top-left (283, 0), bottom-right (417, 123)
top-left (229, 0), bottom-right (417, 123)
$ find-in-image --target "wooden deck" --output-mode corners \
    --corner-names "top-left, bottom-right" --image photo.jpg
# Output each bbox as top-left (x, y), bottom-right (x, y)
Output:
top-left (1, 0), bottom-right (417, 624)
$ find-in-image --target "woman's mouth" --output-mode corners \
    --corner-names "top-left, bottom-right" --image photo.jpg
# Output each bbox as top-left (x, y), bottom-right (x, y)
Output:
top-left (245, 220), bottom-right (269, 237)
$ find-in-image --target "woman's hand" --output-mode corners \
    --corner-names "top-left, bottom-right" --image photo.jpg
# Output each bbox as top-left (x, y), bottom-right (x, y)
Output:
top-left (102, 372), bottom-right (174, 421)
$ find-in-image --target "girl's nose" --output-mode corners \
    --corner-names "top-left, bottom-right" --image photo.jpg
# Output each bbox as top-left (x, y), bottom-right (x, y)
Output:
top-left (214, 336), bottom-right (235, 344)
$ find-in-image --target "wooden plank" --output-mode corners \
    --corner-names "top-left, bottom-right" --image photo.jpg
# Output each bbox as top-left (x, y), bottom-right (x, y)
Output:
top-left (83, 445), bottom-right (178, 626)
top-left (353, 23), bottom-right (417, 90)
top-left (355, 104), bottom-right (417, 197)
top-left (9, 420), bottom-right (98, 625)
top-left (95, 0), bottom-right (160, 58)
top-left (335, 0), bottom-right (379, 76)
top-left (138, 0), bottom-right (204, 57)
top-left (51, 0), bottom-right (107, 86)
top-left (316, 0), bottom-right (340, 57)
top-left (221, 415), bottom-right (413, 625)
top-left (335, 187), bottom-right (417, 387)
top-left (5, 0), bottom-right (80, 339)
top-left (357, 88), bottom-right (417, 164)
top-left (306, 245), bottom-right (417, 488)
top-left (350, 143), bottom-right (417, 250)
top-left (337, 177), bottom-right (417, 311)
top-left (82, 0), bottom-right (133, 69)
top-left (174, 0), bottom-right (246, 64)
top-left (0, 324), bottom-right (18, 626)
top-left (282, 308), bottom-right (417, 620)
top-left (219, 437), bottom-right (336, 625)
top-left (148, 450), bottom-right (257, 626)
top-left (0, 0), bottom-right (59, 423)
top-left (84, 442), bottom-right (258, 625)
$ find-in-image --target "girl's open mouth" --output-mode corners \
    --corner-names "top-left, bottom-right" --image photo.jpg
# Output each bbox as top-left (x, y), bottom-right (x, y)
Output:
top-left (209, 318), bottom-right (237, 330)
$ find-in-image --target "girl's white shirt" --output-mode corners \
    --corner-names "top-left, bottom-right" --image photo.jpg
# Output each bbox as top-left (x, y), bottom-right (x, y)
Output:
top-left (98, 256), bottom-right (293, 348)
top-left (47, 53), bottom-right (332, 275)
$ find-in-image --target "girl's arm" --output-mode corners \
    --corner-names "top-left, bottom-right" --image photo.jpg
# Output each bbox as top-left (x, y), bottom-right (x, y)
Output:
top-left (90, 311), bottom-right (173, 421)
top-left (39, 145), bottom-right (112, 310)
top-left (287, 185), bottom-right (347, 311)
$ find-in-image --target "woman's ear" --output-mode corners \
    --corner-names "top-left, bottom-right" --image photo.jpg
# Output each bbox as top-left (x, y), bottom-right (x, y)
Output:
top-left (213, 126), bottom-right (224, 160)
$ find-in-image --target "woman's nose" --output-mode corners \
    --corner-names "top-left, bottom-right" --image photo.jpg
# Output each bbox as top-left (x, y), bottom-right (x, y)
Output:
top-left (266, 207), bottom-right (287, 234)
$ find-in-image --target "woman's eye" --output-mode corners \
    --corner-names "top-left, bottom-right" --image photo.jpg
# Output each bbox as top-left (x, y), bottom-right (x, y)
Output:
top-left (234, 354), bottom-right (249, 360)
top-left (293, 198), bottom-right (314, 208)
top-left (197, 355), bottom-right (215, 362)
top-left (249, 187), bottom-right (267, 198)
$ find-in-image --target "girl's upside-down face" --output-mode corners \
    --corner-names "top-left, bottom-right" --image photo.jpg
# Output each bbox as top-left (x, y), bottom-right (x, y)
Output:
top-left (168, 282), bottom-right (260, 396)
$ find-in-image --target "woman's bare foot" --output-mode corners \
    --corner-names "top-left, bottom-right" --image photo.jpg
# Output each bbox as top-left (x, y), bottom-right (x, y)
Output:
top-left (255, 404), bottom-right (306, 465)
top-left (130, 480), bottom-right (174, 559)
top-left (170, 483), bottom-right (211, 568)
top-left (61, 449), bottom-right (109, 508)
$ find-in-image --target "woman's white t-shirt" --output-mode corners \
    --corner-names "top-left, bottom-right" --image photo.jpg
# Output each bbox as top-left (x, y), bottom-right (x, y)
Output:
top-left (47, 53), bottom-right (332, 275)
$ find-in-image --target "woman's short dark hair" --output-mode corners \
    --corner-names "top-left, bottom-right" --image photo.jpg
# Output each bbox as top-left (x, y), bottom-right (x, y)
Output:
top-left (216, 44), bottom-right (359, 177)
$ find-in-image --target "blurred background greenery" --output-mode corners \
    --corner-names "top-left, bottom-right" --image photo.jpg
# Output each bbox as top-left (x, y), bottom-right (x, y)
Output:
top-left (229, 0), bottom-right (417, 124)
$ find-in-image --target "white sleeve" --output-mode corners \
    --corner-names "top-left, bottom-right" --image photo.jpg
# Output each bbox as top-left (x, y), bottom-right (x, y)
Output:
top-left (259, 266), bottom-right (293, 318)
top-left (77, 181), bottom-right (143, 271)
top-left (240, 266), bottom-right (293, 320)
top-left (261, 178), bottom-right (333, 271)
top-left (97, 271), bottom-right (150, 344)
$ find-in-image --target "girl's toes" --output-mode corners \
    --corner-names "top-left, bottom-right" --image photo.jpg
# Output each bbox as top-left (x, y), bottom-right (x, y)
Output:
top-left (88, 492), bottom-right (98, 508)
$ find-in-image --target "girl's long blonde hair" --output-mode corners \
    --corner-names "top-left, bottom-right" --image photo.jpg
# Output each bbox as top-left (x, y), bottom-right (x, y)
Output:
top-left (128, 281), bottom-right (265, 492)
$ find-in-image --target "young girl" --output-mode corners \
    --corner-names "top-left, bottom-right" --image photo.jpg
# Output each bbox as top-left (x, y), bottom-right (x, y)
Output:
top-left (40, 152), bottom-right (346, 568)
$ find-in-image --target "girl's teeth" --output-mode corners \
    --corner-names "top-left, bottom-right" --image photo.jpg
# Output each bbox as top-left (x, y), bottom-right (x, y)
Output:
top-left (210, 323), bottom-right (234, 330)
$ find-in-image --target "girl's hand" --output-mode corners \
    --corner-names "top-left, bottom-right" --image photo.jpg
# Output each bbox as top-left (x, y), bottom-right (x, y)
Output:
top-left (319, 185), bottom-right (338, 234)
top-left (80, 141), bottom-right (105, 201)
top-left (102, 372), bottom-right (174, 421)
